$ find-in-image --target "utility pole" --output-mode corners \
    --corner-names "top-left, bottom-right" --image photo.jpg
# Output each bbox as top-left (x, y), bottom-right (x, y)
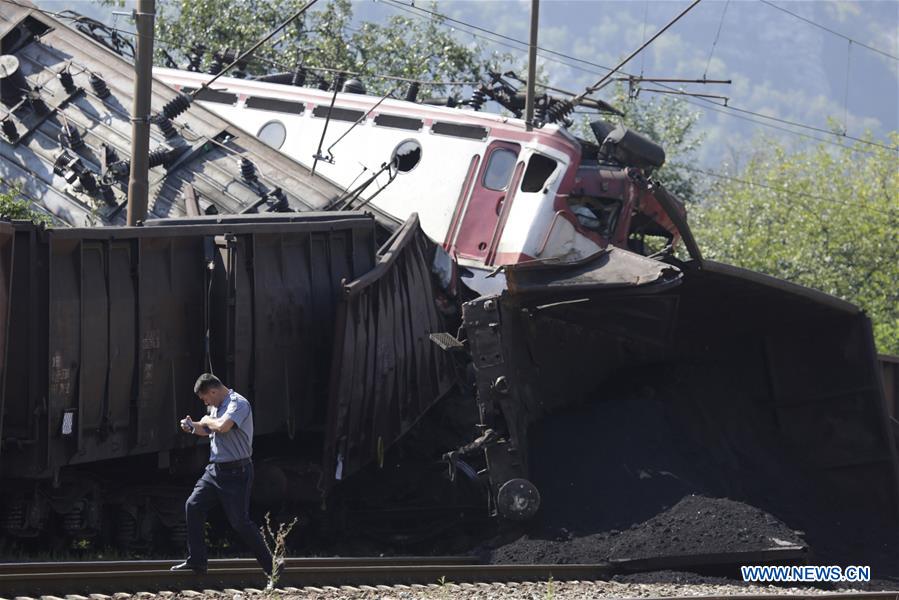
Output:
top-left (524, 0), bottom-right (540, 129)
top-left (127, 0), bottom-right (155, 226)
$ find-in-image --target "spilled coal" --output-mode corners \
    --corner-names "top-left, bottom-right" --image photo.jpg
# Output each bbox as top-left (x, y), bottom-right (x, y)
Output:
top-left (484, 377), bottom-right (898, 581)
top-left (489, 494), bottom-right (801, 564)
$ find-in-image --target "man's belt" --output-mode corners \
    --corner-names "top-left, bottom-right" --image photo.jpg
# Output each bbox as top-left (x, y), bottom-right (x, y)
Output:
top-left (213, 457), bottom-right (251, 469)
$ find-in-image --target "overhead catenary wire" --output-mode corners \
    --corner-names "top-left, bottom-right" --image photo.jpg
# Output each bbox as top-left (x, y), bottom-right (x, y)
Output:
top-left (572, 0), bottom-right (703, 105)
top-left (843, 40), bottom-right (852, 135)
top-left (703, 0), bottom-right (730, 79)
top-left (758, 0), bottom-right (899, 61)
top-left (26, 0), bottom-right (892, 157)
top-left (379, 0), bottom-right (897, 155)
top-left (681, 165), bottom-right (895, 219)
top-left (190, 0), bottom-right (320, 99)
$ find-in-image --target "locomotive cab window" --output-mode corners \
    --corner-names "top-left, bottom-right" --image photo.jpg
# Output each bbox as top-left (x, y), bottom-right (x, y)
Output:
top-left (482, 148), bottom-right (517, 191)
top-left (568, 195), bottom-right (622, 239)
top-left (521, 153), bottom-right (558, 192)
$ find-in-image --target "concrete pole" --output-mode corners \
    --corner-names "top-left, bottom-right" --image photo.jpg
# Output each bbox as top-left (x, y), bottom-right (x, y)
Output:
top-left (524, 0), bottom-right (540, 129)
top-left (127, 0), bottom-right (155, 226)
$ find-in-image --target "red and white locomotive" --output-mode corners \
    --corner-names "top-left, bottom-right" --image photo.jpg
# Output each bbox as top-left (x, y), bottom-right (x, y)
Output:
top-left (155, 68), bottom-right (691, 293)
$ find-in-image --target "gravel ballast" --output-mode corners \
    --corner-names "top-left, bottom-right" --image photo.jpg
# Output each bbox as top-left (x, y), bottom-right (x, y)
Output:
top-left (38, 581), bottom-right (895, 600)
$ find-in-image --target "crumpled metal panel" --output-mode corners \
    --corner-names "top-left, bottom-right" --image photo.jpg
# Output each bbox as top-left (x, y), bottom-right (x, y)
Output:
top-left (505, 246), bottom-right (682, 296)
top-left (323, 214), bottom-right (456, 491)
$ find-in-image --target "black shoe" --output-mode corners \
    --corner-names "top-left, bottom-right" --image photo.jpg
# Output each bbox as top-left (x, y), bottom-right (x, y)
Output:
top-left (170, 561), bottom-right (207, 575)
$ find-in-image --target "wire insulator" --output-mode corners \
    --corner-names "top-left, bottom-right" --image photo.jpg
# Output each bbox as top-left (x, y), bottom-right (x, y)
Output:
top-left (154, 115), bottom-right (178, 139)
top-left (208, 54), bottom-right (224, 75)
top-left (468, 87), bottom-right (488, 111)
top-left (161, 93), bottom-right (192, 120)
top-left (405, 81), bottom-right (420, 103)
top-left (148, 147), bottom-right (172, 169)
top-left (59, 123), bottom-right (85, 150)
top-left (291, 68), bottom-right (307, 87)
top-left (53, 150), bottom-right (74, 177)
top-left (2, 119), bottom-right (19, 142)
top-left (89, 73), bottom-right (110, 99)
top-left (545, 99), bottom-right (574, 124)
top-left (209, 48), bottom-right (235, 75)
top-left (240, 158), bottom-right (257, 182)
top-left (187, 44), bottom-right (205, 72)
top-left (58, 71), bottom-right (76, 94)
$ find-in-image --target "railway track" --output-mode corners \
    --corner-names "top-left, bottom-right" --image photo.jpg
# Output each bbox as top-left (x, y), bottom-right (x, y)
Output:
top-left (0, 547), bottom-right (813, 595)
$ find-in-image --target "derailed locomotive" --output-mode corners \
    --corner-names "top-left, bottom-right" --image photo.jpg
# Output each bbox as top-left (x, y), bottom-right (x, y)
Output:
top-left (0, 3), bottom-right (895, 557)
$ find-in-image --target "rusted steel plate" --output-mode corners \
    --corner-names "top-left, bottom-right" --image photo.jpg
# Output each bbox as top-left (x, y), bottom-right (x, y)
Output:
top-left (323, 214), bottom-right (456, 490)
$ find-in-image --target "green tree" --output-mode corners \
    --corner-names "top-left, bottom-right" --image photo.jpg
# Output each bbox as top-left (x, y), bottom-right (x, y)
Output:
top-left (692, 134), bottom-right (899, 354)
top-left (149, 0), bottom-right (495, 98)
top-left (0, 185), bottom-right (52, 225)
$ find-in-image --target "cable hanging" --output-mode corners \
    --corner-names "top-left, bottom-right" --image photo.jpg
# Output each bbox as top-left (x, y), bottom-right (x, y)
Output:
top-left (378, 0), bottom-right (897, 154)
top-left (758, 0), bottom-right (898, 61)
top-left (703, 0), bottom-right (730, 80)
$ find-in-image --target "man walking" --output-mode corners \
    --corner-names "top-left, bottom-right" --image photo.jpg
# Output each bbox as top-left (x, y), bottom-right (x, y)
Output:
top-left (172, 373), bottom-right (273, 578)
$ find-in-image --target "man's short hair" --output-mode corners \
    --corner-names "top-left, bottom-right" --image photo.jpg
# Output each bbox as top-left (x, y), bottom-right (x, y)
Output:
top-left (194, 373), bottom-right (223, 395)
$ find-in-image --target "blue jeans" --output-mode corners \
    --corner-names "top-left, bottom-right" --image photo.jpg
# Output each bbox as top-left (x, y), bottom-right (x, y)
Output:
top-left (185, 461), bottom-right (273, 573)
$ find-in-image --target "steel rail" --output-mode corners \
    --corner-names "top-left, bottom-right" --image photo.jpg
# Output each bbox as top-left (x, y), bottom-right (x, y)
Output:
top-left (0, 547), bottom-right (814, 596)
top-left (0, 555), bottom-right (476, 575)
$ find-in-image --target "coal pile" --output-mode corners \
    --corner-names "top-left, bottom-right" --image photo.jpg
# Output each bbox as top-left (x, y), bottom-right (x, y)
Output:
top-left (607, 495), bottom-right (801, 558)
top-left (489, 495), bottom-right (802, 564)
top-left (485, 375), bottom-right (897, 576)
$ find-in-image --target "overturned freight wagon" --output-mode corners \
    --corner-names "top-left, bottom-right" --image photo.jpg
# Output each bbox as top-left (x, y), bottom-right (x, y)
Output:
top-left (0, 212), bottom-right (454, 548)
top-left (453, 244), bottom-right (899, 563)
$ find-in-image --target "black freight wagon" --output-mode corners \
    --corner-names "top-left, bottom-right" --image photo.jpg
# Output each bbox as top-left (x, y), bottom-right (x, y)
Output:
top-left (0, 212), bottom-right (455, 548)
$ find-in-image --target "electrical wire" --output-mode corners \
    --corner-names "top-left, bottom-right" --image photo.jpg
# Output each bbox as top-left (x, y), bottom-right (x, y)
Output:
top-left (758, 0), bottom-right (898, 61)
top-left (703, 0), bottom-right (730, 79)
top-left (23, 0), bottom-right (892, 155)
top-left (574, 0), bottom-right (703, 103)
top-left (682, 165), bottom-right (895, 218)
top-left (379, 0), bottom-right (897, 154)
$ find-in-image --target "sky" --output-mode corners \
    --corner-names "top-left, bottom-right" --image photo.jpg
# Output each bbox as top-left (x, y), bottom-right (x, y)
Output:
top-left (356, 0), bottom-right (899, 166)
top-left (36, 0), bottom-right (899, 167)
